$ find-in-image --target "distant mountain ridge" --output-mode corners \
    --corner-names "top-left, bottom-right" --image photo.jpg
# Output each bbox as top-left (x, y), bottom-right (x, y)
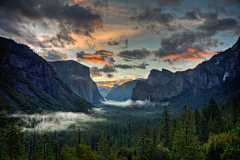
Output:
top-left (98, 84), bottom-right (119, 98)
top-left (131, 36), bottom-right (240, 103)
top-left (0, 37), bottom-right (94, 113)
top-left (106, 79), bottom-right (146, 101)
top-left (49, 60), bottom-right (104, 104)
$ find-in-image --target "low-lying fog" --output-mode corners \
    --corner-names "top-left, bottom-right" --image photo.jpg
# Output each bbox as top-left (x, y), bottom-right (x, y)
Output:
top-left (10, 100), bottom-right (167, 133)
top-left (101, 99), bottom-right (165, 108)
top-left (10, 109), bottom-right (105, 132)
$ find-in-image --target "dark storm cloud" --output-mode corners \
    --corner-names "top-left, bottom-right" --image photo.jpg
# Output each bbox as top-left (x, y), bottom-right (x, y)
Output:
top-left (137, 63), bottom-right (149, 69)
top-left (152, 30), bottom-right (217, 62)
top-left (118, 48), bottom-right (151, 61)
top-left (99, 64), bottom-right (117, 73)
top-left (154, 0), bottom-right (185, 6)
top-left (108, 40), bottom-right (121, 46)
top-left (90, 66), bottom-right (103, 77)
top-left (197, 18), bottom-right (239, 37)
top-left (114, 63), bottom-right (149, 69)
top-left (181, 7), bottom-right (218, 21)
top-left (107, 39), bottom-right (129, 48)
top-left (163, 59), bottom-right (174, 65)
top-left (0, 0), bottom-right (102, 48)
top-left (76, 50), bottom-right (115, 64)
top-left (107, 74), bottom-right (113, 78)
top-left (38, 50), bottom-right (68, 61)
top-left (92, 0), bottom-right (109, 8)
top-left (208, 0), bottom-right (240, 7)
top-left (206, 39), bottom-right (218, 47)
top-left (85, 40), bottom-right (96, 49)
top-left (90, 64), bottom-right (117, 77)
top-left (130, 7), bottom-right (174, 26)
top-left (181, 11), bottom-right (199, 21)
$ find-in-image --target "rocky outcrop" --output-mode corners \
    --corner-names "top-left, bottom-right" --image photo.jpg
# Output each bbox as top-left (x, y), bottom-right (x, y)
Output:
top-left (147, 69), bottom-right (174, 86)
top-left (49, 61), bottom-right (104, 104)
top-left (106, 79), bottom-right (146, 101)
top-left (0, 37), bottom-right (93, 112)
top-left (131, 37), bottom-right (240, 102)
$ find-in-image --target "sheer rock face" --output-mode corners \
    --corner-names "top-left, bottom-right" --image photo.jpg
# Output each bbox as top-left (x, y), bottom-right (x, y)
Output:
top-left (49, 61), bottom-right (104, 104)
top-left (0, 37), bottom-right (93, 112)
top-left (131, 37), bottom-right (240, 102)
top-left (147, 69), bottom-right (174, 86)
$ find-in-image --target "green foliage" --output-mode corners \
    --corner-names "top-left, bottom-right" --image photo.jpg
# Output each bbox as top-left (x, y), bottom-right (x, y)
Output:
top-left (172, 105), bottom-right (204, 160)
top-left (38, 134), bottom-right (53, 160)
top-left (153, 145), bottom-right (171, 160)
top-left (61, 144), bottom-right (77, 160)
top-left (97, 134), bottom-right (109, 157)
top-left (160, 105), bottom-right (171, 148)
top-left (230, 96), bottom-right (240, 126)
top-left (4, 123), bottom-right (25, 159)
top-left (221, 120), bottom-right (240, 160)
top-left (204, 132), bottom-right (233, 160)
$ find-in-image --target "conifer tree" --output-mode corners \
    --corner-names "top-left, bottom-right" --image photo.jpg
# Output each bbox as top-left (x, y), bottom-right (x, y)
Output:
top-left (230, 96), bottom-right (240, 126)
top-left (172, 105), bottom-right (204, 160)
top-left (152, 128), bottom-right (157, 148)
top-left (38, 134), bottom-right (53, 160)
top-left (97, 134), bottom-right (109, 157)
top-left (194, 107), bottom-right (201, 139)
top-left (160, 104), bottom-right (171, 148)
top-left (5, 123), bottom-right (25, 160)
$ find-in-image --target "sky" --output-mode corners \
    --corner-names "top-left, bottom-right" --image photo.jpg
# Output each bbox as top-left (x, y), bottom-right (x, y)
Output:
top-left (0, 0), bottom-right (239, 87)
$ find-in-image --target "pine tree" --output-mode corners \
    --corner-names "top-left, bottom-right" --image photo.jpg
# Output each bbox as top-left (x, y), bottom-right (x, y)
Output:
top-left (5, 123), bottom-right (25, 159)
top-left (208, 98), bottom-right (224, 133)
top-left (230, 96), bottom-right (240, 126)
top-left (97, 134), bottom-right (109, 157)
top-left (194, 107), bottom-right (201, 139)
top-left (152, 128), bottom-right (157, 148)
top-left (160, 104), bottom-right (171, 148)
top-left (136, 135), bottom-right (148, 160)
top-left (172, 105), bottom-right (204, 160)
top-left (38, 134), bottom-right (53, 160)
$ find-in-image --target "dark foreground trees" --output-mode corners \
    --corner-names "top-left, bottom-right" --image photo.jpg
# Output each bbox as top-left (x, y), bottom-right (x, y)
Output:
top-left (1, 96), bottom-right (240, 160)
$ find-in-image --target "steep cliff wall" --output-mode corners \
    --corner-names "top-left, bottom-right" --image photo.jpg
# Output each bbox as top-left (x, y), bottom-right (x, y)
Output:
top-left (0, 37), bottom-right (93, 112)
top-left (131, 37), bottom-right (240, 102)
top-left (49, 61), bottom-right (104, 104)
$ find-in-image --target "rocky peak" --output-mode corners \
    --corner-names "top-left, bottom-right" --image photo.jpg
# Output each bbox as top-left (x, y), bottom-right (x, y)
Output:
top-left (147, 68), bottom-right (174, 86)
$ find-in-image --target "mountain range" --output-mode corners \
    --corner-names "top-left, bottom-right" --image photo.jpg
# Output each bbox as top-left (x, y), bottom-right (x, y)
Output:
top-left (131, 36), bottom-right (240, 108)
top-left (0, 37), bottom-right (94, 113)
top-left (0, 36), bottom-right (239, 113)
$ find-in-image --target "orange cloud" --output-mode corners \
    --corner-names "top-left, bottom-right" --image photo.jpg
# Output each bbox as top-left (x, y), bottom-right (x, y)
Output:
top-left (119, 80), bottom-right (131, 85)
top-left (74, 0), bottom-right (87, 3)
top-left (76, 50), bottom-right (115, 64)
top-left (96, 79), bottom-right (132, 87)
top-left (162, 47), bottom-right (217, 62)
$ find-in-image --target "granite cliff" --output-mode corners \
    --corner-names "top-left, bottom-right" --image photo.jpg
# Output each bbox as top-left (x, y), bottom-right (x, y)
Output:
top-left (0, 37), bottom-right (93, 113)
top-left (49, 61), bottom-right (104, 104)
top-left (131, 37), bottom-right (240, 102)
